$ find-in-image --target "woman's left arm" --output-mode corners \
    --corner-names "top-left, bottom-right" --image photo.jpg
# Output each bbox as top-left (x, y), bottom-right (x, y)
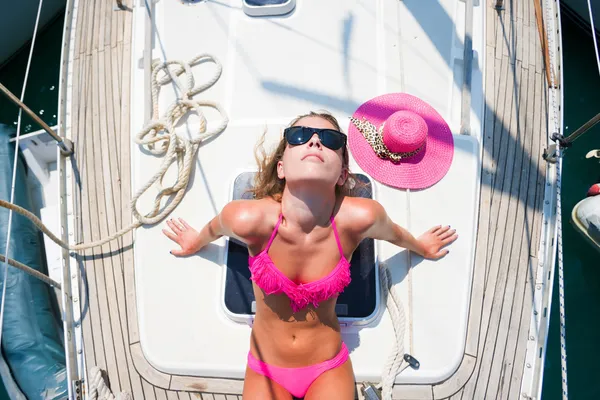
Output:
top-left (360, 199), bottom-right (458, 260)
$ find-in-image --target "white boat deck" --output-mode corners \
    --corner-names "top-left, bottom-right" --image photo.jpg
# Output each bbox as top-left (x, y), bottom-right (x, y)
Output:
top-left (130, 0), bottom-right (481, 386)
top-left (59, 0), bottom-right (555, 398)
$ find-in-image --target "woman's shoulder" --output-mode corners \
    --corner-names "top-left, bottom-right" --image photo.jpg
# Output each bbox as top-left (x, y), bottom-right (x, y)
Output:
top-left (220, 197), bottom-right (281, 242)
top-left (337, 196), bottom-right (384, 234)
top-left (222, 197), bottom-right (279, 218)
top-left (339, 196), bottom-right (383, 217)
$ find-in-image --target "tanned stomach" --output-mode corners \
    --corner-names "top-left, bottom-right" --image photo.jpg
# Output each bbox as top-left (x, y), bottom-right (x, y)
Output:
top-left (249, 289), bottom-right (344, 367)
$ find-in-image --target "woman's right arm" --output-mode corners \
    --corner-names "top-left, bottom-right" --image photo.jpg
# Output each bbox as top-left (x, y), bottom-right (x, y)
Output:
top-left (163, 200), bottom-right (264, 256)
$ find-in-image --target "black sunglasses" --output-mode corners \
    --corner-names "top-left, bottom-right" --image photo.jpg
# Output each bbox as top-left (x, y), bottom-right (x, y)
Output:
top-left (283, 126), bottom-right (347, 151)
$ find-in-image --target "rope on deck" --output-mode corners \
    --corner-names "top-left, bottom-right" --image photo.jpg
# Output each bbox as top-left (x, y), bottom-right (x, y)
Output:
top-left (376, 262), bottom-right (411, 400)
top-left (0, 55), bottom-right (228, 294)
top-left (0, 54), bottom-right (228, 256)
top-left (89, 367), bottom-right (132, 400)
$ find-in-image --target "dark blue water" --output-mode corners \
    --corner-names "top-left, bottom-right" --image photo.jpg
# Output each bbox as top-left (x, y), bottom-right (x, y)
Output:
top-left (0, 13), bottom-right (63, 130)
top-left (541, 9), bottom-right (600, 400)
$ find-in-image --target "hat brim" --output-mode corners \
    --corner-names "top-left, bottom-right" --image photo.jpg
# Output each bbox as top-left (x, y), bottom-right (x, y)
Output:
top-left (347, 93), bottom-right (454, 190)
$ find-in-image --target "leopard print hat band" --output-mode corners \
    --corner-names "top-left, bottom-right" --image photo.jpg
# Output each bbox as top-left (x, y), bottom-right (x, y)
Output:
top-left (349, 116), bottom-right (425, 163)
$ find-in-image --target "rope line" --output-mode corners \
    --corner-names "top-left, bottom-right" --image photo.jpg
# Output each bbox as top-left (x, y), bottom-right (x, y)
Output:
top-left (377, 262), bottom-right (410, 400)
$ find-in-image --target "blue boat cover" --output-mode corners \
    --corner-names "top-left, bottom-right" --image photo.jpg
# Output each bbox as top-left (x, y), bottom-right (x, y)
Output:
top-left (0, 125), bottom-right (67, 399)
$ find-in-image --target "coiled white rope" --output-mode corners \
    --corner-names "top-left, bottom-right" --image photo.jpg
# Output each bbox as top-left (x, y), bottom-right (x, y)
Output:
top-left (0, 54), bottom-right (228, 255)
top-left (133, 54), bottom-right (228, 226)
top-left (88, 367), bottom-right (131, 400)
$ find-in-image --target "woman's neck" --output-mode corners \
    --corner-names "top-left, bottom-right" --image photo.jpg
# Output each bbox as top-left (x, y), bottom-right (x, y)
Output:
top-left (280, 184), bottom-right (336, 233)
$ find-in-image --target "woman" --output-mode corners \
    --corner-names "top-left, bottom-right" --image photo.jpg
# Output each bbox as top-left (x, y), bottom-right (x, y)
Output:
top-left (162, 111), bottom-right (458, 400)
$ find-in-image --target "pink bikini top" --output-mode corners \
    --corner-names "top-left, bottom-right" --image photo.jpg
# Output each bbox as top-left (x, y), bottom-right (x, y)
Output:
top-left (248, 214), bottom-right (351, 313)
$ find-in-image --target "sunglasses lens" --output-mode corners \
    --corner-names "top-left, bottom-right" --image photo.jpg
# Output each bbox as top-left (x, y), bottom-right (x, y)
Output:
top-left (320, 130), bottom-right (346, 150)
top-left (285, 127), bottom-right (309, 145)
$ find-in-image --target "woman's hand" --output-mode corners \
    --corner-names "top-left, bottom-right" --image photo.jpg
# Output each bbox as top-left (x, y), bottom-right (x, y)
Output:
top-left (162, 218), bottom-right (203, 256)
top-left (416, 225), bottom-right (458, 260)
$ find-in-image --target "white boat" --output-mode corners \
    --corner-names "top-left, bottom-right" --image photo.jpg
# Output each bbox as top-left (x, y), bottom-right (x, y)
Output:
top-left (572, 168), bottom-right (600, 251)
top-left (2, 0), bottom-right (567, 398)
top-left (572, 194), bottom-right (600, 250)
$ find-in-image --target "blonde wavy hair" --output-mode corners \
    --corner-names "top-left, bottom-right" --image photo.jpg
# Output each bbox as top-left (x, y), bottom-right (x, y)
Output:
top-left (250, 111), bottom-right (360, 202)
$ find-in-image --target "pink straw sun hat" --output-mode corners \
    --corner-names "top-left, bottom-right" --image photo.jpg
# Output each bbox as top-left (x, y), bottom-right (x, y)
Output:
top-left (347, 93), bottom-right (454, 190)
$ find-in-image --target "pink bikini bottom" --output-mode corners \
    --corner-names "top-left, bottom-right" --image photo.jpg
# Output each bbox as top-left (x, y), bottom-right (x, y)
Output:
top-left (247, 342), bottom-right (349, 398)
